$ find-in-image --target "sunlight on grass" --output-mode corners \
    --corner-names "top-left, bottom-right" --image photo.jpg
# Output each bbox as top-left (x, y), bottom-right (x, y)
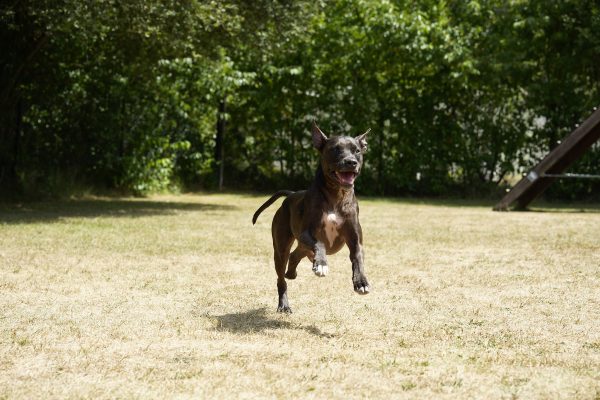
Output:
top-left (1, 194), bottom-right (599, 398)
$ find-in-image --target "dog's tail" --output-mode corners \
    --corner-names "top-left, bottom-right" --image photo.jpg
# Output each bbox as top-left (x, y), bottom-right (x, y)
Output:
top-left (252, 190), bottom-right (294, 225)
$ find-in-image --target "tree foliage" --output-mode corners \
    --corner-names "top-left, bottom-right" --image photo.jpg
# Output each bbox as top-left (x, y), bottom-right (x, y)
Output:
top-left (1, 0), bottom-right (599, 198)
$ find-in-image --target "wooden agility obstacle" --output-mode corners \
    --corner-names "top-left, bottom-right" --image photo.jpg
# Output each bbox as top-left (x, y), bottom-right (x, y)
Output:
top-left (493, 107), bottom-right (600, 211)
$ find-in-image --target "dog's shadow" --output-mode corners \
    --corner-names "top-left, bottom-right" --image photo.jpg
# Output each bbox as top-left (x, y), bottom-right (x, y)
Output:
top-left (212, 307), bottom-right (334, 338)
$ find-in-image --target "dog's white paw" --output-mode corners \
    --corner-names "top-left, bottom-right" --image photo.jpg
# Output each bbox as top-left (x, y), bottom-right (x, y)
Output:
top-left (312, 264), bottom-right (329, 277)
top-left (353, 275), bottom-right (370, 294)
top-left (355, 285), bottom-right (370, 294)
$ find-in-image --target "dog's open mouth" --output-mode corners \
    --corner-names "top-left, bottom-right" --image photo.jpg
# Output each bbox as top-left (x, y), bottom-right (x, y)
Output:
top-left (335, 171), bottom-right (358, 186)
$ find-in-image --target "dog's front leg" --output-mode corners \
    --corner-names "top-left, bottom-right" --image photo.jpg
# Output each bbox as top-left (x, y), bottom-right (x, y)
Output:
top-left (345, 224), bottom-right (370, 294)
top-left (299, 230), bottom-right (328, 277)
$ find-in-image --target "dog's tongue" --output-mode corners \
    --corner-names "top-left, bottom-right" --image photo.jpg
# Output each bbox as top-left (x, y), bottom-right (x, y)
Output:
top-left (337, 171), bottom-right (356, 185)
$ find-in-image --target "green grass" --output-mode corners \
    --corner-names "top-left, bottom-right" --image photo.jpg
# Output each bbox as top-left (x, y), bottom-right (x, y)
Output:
top-left (1, 193), bottom-right (599, 399)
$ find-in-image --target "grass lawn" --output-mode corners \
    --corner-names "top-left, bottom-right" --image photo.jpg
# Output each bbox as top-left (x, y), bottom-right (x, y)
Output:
top-left (1, 193), bottom-right (599, 399)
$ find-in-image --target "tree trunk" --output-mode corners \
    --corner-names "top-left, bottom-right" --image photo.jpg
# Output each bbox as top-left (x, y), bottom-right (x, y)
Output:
top-left (0, 99), bottom-right (22, 195)
top-left (289, 126), bottom-right (295, 181)
top-left (215, 98), bottom-right (226, 190)
top-left (377, 103), bottom-right (386, 195)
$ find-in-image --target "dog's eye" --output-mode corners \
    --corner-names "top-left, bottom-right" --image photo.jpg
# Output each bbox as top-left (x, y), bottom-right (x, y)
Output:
top-left (355, 148), bottom-right (361, 154)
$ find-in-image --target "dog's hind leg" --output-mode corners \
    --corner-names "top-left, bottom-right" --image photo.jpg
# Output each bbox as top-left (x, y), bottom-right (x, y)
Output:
top-left (272, 207), bottom-right (294, 313)
top-left (285, 247), bottom-right (309, 280)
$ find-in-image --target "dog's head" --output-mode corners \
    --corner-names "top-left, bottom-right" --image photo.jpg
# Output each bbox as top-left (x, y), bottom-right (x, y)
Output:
top-left (312, 121), bottom-right (370, 188)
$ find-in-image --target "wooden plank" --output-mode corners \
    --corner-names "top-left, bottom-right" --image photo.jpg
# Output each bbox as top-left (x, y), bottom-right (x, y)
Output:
top-left (494, 107), bottom-right (600, 211)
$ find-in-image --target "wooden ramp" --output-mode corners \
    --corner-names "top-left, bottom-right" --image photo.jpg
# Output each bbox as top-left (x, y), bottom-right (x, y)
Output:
top-left (494, 107), bottom-right (600, 211)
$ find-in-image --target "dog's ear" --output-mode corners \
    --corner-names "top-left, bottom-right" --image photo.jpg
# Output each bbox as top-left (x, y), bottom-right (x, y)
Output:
top-left (312, 121), bottom-right (328, 150)
top-left (355, 128), bottom-right (371, 151)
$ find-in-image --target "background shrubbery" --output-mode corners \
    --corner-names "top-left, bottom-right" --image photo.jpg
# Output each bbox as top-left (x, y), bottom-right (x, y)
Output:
top-left (2, 0), bottom-right (599, 198)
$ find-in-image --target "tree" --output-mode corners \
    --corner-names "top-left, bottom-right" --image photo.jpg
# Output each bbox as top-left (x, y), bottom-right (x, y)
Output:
top-left (1, 0), bottom-right (599, 199)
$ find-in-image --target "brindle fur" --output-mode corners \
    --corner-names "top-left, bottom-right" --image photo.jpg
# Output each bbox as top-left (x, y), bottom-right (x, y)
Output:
top-left (253, 122), bottom-right (370, 313)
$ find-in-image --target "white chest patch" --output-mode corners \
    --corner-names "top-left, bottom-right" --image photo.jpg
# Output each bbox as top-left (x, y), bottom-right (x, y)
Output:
top-left (323, 212), bottom-right (344, 246)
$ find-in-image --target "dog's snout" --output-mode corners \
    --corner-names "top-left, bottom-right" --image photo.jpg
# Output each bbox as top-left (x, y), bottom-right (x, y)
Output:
top-left (344, 158), bottom-right (358, 168)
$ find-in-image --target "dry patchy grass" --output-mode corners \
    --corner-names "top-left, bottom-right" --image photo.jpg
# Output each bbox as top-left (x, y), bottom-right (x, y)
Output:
top-left (1, 193), bottom-right (599, 399)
